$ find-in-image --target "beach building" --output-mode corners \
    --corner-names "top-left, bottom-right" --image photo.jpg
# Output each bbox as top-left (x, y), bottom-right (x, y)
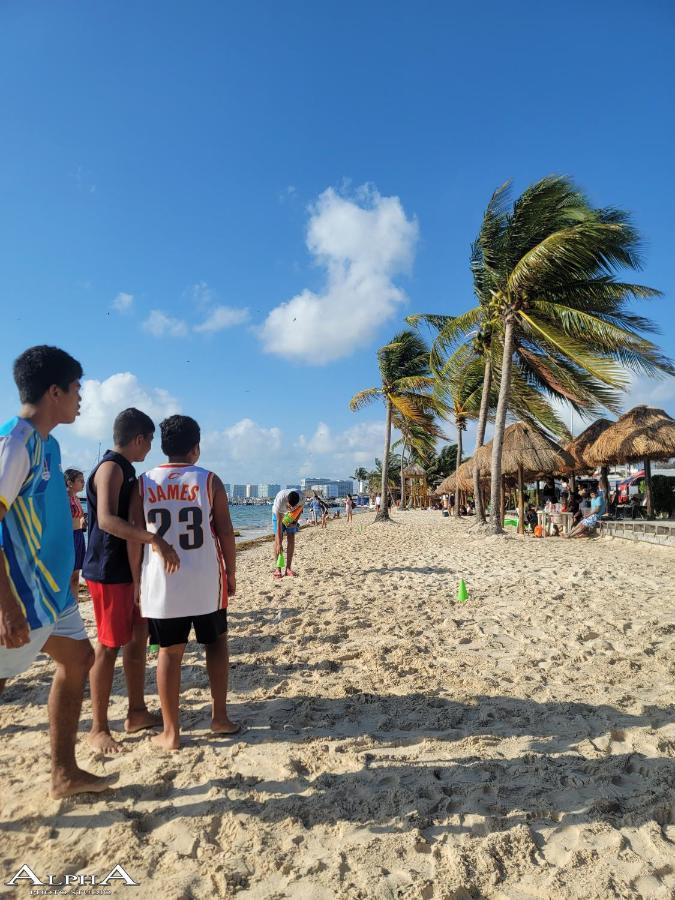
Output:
top-left (300, 476), bottom-right (333, 491)
top-left (246, 484), bottom-right (258, 499)
top-left (231, 484), bottom-right (246, 499)
top-left (310, 479), bottom-right (355, 498)
top-left (285, 483), bottom-right (301, 492)
top-left (258, 483), bottom-right (281, 499)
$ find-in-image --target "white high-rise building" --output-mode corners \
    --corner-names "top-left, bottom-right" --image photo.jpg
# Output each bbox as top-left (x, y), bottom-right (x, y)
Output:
top-left (246, 484), bottom-right (258, 499)
top-left (231, 484), bottom-right (246, 499)
top-left (258, 483), bottom-right (281, 499)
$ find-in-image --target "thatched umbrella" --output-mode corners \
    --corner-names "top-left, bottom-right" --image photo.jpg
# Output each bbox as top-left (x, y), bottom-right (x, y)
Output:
top-left (565, 417), bottom-right (614, 497)
top-left (437, 475), bottom-right (454, 496)
top-left (455, 458), bottom-right (476, 491)
top-left (585, 406), bottom-right (675, 517)
top-left (476, 423), bottom-right (574, 533)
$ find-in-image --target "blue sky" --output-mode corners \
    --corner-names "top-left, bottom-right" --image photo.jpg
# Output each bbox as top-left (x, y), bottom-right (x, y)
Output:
top-left (1, 1), bottom-right (674, 483)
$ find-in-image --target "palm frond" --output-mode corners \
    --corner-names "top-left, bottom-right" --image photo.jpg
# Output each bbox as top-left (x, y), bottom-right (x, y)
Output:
top-left (349, 387), bottom-right (382, 411)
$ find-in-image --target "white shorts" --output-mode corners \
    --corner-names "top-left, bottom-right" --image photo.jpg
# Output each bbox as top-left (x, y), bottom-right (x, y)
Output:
top-left (0, 603), bottom-right (89, 679)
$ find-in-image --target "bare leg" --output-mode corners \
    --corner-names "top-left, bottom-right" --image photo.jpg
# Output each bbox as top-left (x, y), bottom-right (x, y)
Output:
top-left (42, 634), bottom-right (112, 798)
top-left (123, 620), bottom-right (161, 732)
top-left (70, 571), bottom-right (81, 603)
top-left (152, 644), bottom-right (185, 750)
top-left (88, 643), bottom-right (125, 753)
top-left (206, 633), bottom-right (239, 734)
top-left (286, 533), bottom-right (296, 573)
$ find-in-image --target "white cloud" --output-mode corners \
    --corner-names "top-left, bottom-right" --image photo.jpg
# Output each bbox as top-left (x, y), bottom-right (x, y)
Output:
top-left (188, 281), bottom-right (216, 309)
top-left (112, 292), bottom-right (134, 313)
top-left (300, 420), bottom-right (386, 467)
top-left (72, 372), bottom-right (181, 441)
top-left (196, 416), bottom-right (386, 484)
top-left (259, 185), bottom-right (418, 364)
top-left (142, 309), bottom-right (189, 338)
top-left (621, 372), bottom-right (675, 414)
top-left (194, 305), bottom-right (250, 333)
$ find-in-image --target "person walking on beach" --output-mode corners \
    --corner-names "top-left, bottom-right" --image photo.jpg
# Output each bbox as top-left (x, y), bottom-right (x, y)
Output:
top-left (83, 408), bottom-right (180, 754)
top-left (65, 468), bottom-right (86, 603)
top-left (375, 494), bottom-right (381, 514)
top-left (0, 346), bottom-right (109, 798)
top-left (272, 488), bottom-right (302, 578)
top-left (345, 493), bottom-right (354, 524)
top-left (313, 490), bottom-right (329, 529)
top-left (310, 495), bottom-right (321, 526)
top-left (128, 415), bottom-right (239, 750)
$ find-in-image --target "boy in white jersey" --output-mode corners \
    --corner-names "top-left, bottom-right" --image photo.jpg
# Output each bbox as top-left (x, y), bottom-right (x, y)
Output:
top-left (128, 415), bottom-right (238, 750)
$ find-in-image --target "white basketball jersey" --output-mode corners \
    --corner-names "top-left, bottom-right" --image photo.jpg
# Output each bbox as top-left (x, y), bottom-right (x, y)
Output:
top-left (139, 464), bottom-right (227, 619)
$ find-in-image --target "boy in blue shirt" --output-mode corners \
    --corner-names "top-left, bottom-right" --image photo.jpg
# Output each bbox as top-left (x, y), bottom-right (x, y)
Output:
top-left (0, 346), bottom-right (110, 798)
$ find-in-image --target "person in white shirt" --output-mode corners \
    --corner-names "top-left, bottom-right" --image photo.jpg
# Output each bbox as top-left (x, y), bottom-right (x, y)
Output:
top-left (272, 489), bottom-right (302, 579)
top-left (128, 415), bottom-right (238, 750)
top-left (375, 494), bottom-right (381, 513)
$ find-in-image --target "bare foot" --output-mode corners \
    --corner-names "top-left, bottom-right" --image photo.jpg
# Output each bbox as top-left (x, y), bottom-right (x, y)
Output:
top-left (51, 768), bottom-right (115, 799)
top-left (125, 709), bottom-right (163, 733)
top-left (87, 730), bottom-right (127, 755)
top-left (152, 731), bottom-right (181, 751)
top-left (211, 717), bottom-right (241, 736)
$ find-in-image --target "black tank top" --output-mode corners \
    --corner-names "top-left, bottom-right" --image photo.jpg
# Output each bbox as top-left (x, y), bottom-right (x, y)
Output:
top-left (82, 450), bottom-right (137, 584)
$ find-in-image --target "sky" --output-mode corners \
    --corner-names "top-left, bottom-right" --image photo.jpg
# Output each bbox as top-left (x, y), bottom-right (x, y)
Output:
top-left (1, 0), bottom-right (674, 484)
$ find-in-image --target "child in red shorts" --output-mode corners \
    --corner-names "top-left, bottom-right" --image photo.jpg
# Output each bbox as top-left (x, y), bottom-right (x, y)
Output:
top-left (83, 408), bottom-right (179, 754)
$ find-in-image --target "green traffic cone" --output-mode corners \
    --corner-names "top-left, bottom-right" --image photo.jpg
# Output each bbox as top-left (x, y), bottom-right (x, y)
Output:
top-left (276, 552), bottom-right (285, 570)
top-left (456, 579), bottom-right (469, 603)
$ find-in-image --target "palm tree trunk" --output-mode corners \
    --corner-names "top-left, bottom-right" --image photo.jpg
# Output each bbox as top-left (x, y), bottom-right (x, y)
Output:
top-left (473, 357), bottom-right (492, 523)
top-left (454, 424), bottom-right (463, 516)
top-left (376, 400), bottom-right (393, 522)
top-left (400, 442), bottom-right (406, 510)
top-left (490, 317), bottom-right (515, 534)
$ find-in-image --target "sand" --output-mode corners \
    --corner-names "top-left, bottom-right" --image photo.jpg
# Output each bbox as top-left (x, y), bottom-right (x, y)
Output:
top-left (1, 511), bottom-right (674, 898)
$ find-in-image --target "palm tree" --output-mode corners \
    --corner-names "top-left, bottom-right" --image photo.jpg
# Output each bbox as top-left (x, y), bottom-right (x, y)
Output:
top-left (481, 176), bottom-right (671, 532)
top-left (393, 409), bottom-right (446, 507)
top-left (350, 330), bottom-right (437, 522)
top-left (425, 443), bottom-right (459, 484)
top-left (412, 177), bottom-right (672, 532)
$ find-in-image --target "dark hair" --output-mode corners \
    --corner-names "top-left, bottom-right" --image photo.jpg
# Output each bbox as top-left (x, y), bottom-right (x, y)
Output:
top-left (13, 345), bottom-right (83, 405)
top-left (288, 490), bottom-right (300, 507)
top-left (160, 415), bottom-right (200, 457)
top-left (113, 408), bottom-right (155, 447)
top-left (64, 468), bottom-right (83, 487)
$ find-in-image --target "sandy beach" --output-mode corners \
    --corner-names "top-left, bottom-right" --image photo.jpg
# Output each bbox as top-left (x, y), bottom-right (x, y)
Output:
top-left (1, 511), bottom-right (674, 899)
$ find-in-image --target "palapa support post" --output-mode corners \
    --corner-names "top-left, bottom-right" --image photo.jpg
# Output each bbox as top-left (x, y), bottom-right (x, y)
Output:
top-left (517, 463), bottom-right (525, 535)
top-left (644, 458), bottom-right (653, 519)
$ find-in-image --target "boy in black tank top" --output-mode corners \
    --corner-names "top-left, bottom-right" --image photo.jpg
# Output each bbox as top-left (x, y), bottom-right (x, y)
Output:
top-left (84, 408), bottom-right (180, 754)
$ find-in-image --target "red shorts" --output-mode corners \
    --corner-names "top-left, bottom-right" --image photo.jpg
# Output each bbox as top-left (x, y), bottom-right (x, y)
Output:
top-left (87, 581), bottom-right (144, 648)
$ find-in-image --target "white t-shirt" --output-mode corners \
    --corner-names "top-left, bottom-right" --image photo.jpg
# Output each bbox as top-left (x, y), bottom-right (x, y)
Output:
top-left (272, 489), bottom-right (294, 516)
top-left (375, 495), bottom-right (381, 505)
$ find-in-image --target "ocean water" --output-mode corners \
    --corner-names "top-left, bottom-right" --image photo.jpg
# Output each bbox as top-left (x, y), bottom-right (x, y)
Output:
top-left (80, 497), bottom-right (363, 543)
top-left (229, 504), bottom-right (277, 540)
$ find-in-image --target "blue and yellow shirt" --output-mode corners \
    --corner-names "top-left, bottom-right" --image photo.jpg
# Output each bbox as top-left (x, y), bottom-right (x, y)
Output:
top-left (0, 417), bottom-right (74, 629)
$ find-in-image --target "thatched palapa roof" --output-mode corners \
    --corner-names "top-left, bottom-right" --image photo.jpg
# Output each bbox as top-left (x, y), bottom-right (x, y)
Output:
top-left (402, 464), bottom-right (427, 477)
top-left (474, 422), bottom-right (574, 477)
top-left (585, 405), bottom-right (675, 466)
top-left (565, 418), bottom-right (614, 469)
